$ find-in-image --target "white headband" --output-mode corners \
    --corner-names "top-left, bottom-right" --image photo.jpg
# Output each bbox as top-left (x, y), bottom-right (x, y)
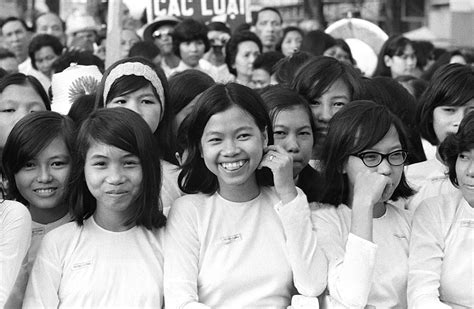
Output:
top-left (103, 62), bottom-right (165, 120)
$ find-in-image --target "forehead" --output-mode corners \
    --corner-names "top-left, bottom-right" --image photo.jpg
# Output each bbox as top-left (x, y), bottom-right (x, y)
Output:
top-left (237, 41), bottom-right (259, 53)
top-left (37, 14), bottom-right (62, 26)
top-left (284, 30), bottom-right (302, 39)
top-left (86, 141), bottom-right (132, 158)
top-left (257, 10), bottom-right (281, 23)
top-left (275, 106), bottom-right (311, 125)
top-left (2, 20), bottom-right (26, 33)
top-left (157, 24), bottom-right (174, 31)
top-left (121, 29), bottom-right (139, 40)
top-left (0, 84), bottom-right (43, 104)
top-left (204, 106), bottom-right (257, 132)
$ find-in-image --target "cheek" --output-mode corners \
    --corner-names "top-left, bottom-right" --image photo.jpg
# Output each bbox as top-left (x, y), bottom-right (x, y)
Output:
top-left (14, 172), bottom-right (31, 193)
top-left (143, 105), bottom-right (162, 132)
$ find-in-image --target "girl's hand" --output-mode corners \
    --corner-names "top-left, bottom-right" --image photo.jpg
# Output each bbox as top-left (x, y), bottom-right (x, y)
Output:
top-left (259, 145), bottom-right (297, 204)
top-left (352, 170), bottom-right (390, 211)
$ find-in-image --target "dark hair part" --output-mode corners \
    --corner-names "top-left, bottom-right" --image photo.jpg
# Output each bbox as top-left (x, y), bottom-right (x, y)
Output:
top-left (253, 51), bottom-right (284, 75)
top-left (321, 100), bottom-right (414, 205)
top-left (0, 47), bottom-right (16, 60)
top-left (373, 35), bottom-right (414, 77)
top-left (440, 112), bottom-right (474, 187)
top-left (417, 63), bottom-right (474, 145)
top-left (291, 56), bottom-right (361, 103)
top-left (2, 111), bottom-right (75, 205)
top-left (28, 34), bottom-right (63, 70)
top-left (95, 56), bottom-right (175, 164)
top-left (0, 73), bottom-right (51, 110)
top-left (67, 94), bottom-right (96, 128)
top-left (273, 51), bottom-right (313, 85)
top-left (225, 30), bottom-right (262, 75)
top-left (300, 30), bottom-right (336, 56)
top-left (178, 83), bottom-right (273, 194)
top-left (68, 108), bottom-right (166, 229)
top-left (259, 84), bottom-right (316, 145)
top-left (128, 41), bottom-right (160, 59)
top-left (172, 19), bottom-right (210, 57)
top-left (276, 26), bottom-right (304, 53)
top-left (254, 7), bottom-right (283, 25)
top-left (51, 50), bottom-right (104, 74)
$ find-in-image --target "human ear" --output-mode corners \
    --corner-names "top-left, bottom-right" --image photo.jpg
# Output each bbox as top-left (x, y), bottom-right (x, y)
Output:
top-left (262, 128), bottom-right (269, 147)
top-left (384, 55), bottom-right (392, 67)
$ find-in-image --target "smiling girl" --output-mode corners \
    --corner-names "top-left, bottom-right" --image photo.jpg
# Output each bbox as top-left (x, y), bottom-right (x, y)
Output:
top-left (164, 83), bottom-right (326, 308)
top-left (312, 100), bottom-right (414, 307)
top-left (2, 111), bottom-right (74, 307)
top-left (23, 108), bottom-right (167, 308)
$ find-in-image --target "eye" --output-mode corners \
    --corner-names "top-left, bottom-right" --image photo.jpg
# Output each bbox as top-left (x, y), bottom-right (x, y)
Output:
top-left (333, 102), bottom-right (346, 108)
top-left (124, 160), bottom-right (140, 167)
top-left (237, 133), bottom-right (250, 140)
top-left (110, 98), bottom-right (127, 105)
top-left (299, 130), bottom-right (312, 136)
top-left (458, 152), bottom-right (470, 160)
top-left (23, 161), bottom-right (36, 169)
top-left (441, 107), bottom-right (456, 113)
top-left (142, 99), bottom-right (156, 105)
top-left (311, 101), bottom-right (321, 107)
top-left (51, 161), bottom-right (68, 168)
top-left (92, 161), bottom-right (106, 167)
top-left (360, 152), bottom-right (380, 163)
top-left (273, 130), bottom-right (286, 137)
top-left (1, 108), bottom-right (15, 113)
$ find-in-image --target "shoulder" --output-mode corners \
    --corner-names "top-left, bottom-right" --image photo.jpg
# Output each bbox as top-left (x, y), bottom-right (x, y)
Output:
top-left (415, 191), bottom-right (464, 221)
top-left (41, 221), bottom-right (82, 247)
top-left (386, 202), bottom-right (412, 225)
top-left (405, 158), bottom-right (447, 188)
top-left (0, 200), bottom-right (30, 223)
top-left (310, 202), bottom-right (342, 223)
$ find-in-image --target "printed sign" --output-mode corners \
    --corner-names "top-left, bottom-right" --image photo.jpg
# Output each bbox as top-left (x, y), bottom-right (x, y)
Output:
top-left (147, 0), bottom-right (250, 30)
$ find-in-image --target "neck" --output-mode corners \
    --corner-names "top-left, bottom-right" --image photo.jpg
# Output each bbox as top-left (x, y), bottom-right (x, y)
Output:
top-left (263, 45), bottom-right (275, 53)
top-left (236, 74), bottom-right (252, 86)
top-left (29, 204), bottom-right (68, 225)
top-left (218, 175), bottom-right (260, 202)
top-left (372, 201), bottom-right (387, 218)
top-left (93, 207), bottom-right (134, 232)
top-left (163, 53), bottom-right (180, 68)
top-left (204, 52), bottom-right (225, 66)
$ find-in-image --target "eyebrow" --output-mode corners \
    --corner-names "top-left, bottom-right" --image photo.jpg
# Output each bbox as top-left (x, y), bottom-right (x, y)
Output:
top-left (204, 126), bottom-right (255, 136)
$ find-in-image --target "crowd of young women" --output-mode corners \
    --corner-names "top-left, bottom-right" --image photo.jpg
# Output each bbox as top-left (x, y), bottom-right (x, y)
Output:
top-left (0, 26), bottom-right (473, 309)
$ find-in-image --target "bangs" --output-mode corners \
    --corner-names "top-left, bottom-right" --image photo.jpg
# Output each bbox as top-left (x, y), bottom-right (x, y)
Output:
top-left (106, 75), bottom-right (153, 103)
top-left (13, 134), bottom-right (58, 173)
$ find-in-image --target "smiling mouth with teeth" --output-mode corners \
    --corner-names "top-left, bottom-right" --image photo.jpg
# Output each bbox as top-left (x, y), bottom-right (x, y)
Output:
top-left (34, 188), bottom-right (56, 193)
top-left (220, 160), bottom-right (246, 171)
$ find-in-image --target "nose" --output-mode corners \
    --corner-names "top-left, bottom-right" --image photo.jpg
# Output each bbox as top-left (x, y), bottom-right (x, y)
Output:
top-left (318, 104), bottom-right (332, 122)
top-left (249, 54), bottom-right (257, 64)
top-left (125, 100), bottom-right (141, 116)
top-left (222, 139), bottom-right (239, 156)
top-left (106, 165), bottom-right (125, 185)
top-left (376, 157), bottom-right (392, 176)
top-left (453, 108), bottom-right (465, 128)
top-left (189, 42), bottom-right (198, 52)
top-left (285, 133), bottom-right (300, 153)
top-left (37, 165), bottom-right (53, 183)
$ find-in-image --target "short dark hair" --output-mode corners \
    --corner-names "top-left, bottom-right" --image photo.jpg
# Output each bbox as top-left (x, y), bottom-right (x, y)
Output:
top-left (253, 51), bottom-right (284, 75)
top-left (440, 111), bottom-right (474, 187)
top-left (128, 41), bottom-right (160, 59)
top-left (259, 84), bottom-right (316, 145)
top-left (2, 111), bottom-right (75, 205)
top-left (68, 107), bottom-right (166, 229)
top-left (28, 34), bottom-right (63, 70)
top-left (172, 19), bottom-right (210, 57)
top-left (225, 30), bottom-right (262, 75)
top-left (291, 56), bottom-right (361, 104)
top-left (321, 100), bottom-right (415, 206)
top-left (0, 16), bottom-right (30, 33)
top-left (417, 63), bottom-right (474, 145)
top-left (254, 7), bottom-right (282, 25)
top-left (67, 94), bottom-right (95, 128)
top-left (178, 83), bottom-right (273, 194)
top-left (355, 76), bottom-right (426, 164)
top-left (373, 35), bottom-right (414, 77)
top-left (0, 73), bottom-right (51, 110)
top-left (0, 67), bottom-right (7, 79)
top-left (95, 56), bottom-right (175, 164)
top-left (273, 51), bottom-right (313, 85)
top-left (206, 22), bottom-right (230, 35)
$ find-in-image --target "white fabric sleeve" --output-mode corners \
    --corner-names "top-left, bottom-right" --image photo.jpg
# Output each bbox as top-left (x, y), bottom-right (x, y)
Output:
top-left (22, 233), bottom-right (62, 308)
top-left (328, 233), bottom-right (377, 308)
top-left (0, 203), bottom-right (31, 307)
top-left (274, 189), bottom-right (328, 297)
top-left (408, 201), bottom-right (451, 309)
top-left (164, 198), bottom-right (211, 309)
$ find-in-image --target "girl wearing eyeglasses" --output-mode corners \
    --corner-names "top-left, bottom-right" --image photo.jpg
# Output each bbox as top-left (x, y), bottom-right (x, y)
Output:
top-left (311, 100), bottom-right (414, 308)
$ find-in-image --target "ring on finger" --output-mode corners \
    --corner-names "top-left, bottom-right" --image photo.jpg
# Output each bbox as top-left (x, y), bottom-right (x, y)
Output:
top-left (269, 155), bottom-right (274, 161)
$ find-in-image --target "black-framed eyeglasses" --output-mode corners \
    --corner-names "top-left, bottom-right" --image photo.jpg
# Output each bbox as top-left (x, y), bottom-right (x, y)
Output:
top-left (152, 30), bottom-right (173, 39)
top-left (352, 150), bottom-right (408, 168)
